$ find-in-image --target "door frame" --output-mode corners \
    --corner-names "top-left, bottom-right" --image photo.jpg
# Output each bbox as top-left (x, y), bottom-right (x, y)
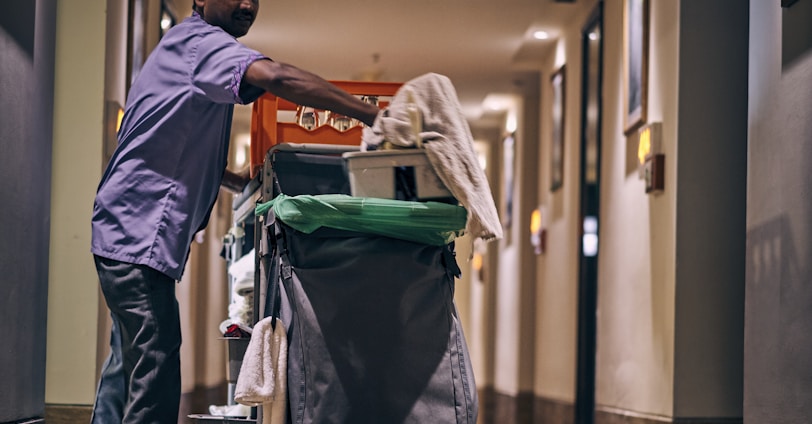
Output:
top-left (574, 2), bottom-right (604, 424)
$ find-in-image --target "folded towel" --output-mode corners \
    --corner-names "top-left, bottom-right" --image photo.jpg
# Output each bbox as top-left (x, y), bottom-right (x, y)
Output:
top-left (363, 73), bottom-right (503, 242)
top-left (234, 316), bottom-right (288, 424)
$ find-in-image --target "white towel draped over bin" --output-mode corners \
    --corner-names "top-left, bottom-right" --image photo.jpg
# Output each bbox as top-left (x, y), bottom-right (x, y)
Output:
top-left (362, 72), bottom-right (503, 242)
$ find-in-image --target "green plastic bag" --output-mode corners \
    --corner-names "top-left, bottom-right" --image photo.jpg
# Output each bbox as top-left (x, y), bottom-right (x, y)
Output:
top-left (255, 194), bottom-right (467, 246)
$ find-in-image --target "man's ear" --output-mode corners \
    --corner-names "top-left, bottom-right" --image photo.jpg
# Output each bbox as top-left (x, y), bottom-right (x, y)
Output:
top-left (193, 0), bottom-right (205, 13)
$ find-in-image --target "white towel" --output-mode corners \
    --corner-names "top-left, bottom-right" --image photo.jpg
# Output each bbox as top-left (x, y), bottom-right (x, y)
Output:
top-left (234, 316), bottom-right (288, 424)
top-left (362, 73), bottom-right (503, 242)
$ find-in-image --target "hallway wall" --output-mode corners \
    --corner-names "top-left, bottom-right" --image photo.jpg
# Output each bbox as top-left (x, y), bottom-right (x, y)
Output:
top-left (530, 0), bottom-right (747, 422)
top-left (672, 0), bottom-right (747, 417)
top-left (45, 0), bottom-right (107, 406)
top-left (493, 91), bottom-right (541, 399)
top-left (745, 1), bottom-right (812, 423)
top-left (593, 0), bottom-right (679, 417)
top-left (0, 0), bottom-right (56, 421)
top-left (532, 0), bottom-right (681, 415)
top-left (533, 3), bottom-right (591, 406)
top-left (44, 0), bottom-right (231, 413)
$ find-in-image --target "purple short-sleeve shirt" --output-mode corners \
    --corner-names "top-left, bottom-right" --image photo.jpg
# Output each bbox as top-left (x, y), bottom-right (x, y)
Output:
top-left (91, 13), bottom-right (267, 280)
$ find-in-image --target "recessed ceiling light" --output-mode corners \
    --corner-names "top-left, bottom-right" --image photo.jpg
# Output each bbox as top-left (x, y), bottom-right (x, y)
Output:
top-left (533, 30), bottom-right (549, 40)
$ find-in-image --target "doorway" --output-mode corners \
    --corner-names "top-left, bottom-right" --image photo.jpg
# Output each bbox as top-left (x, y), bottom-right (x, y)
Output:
top-left (574, 3), bottom-right (603, 424)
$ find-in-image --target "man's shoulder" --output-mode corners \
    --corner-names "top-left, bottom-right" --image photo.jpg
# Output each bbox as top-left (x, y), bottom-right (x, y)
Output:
top-left (161, 14), bottom-right (237, 49)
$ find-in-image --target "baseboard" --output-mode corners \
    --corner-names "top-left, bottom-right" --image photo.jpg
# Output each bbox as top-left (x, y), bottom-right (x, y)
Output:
top-left (535, 395), bottom-right (575, 424)
top-left (595, 406), bottom-right (742, 424)
top-left (478, 386), bottom-right (540, 424)
top-left (44, 404), bottom-right (91, 424)
top-left (44, 383), bottom-right (227, 424)
top-left (179, 383), bottom-right (229, 421)
top-left (43, 389), bottom-right (741, 424)
top-left (475, 388), bottom-right (740, 424)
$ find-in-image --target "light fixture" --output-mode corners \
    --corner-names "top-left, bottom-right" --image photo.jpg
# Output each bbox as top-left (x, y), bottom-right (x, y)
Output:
top-left (582, 216), bottom-right (598, 257)
top-left (533, 30), bottom-right (550, 40)
top-left (530, 205), bottom-right (547, 255)
top-left (505, 112), bottom-right (517, 134)
top-left (116, 107), bottom-right (124, 132)
top-left (637, 122), bottom-right (664, 193)
top-left (234, 133), bottom-right (251, 167)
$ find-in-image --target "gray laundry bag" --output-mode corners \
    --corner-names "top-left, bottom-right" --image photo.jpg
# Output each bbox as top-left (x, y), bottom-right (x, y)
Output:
top-left (258, 205), bottom-right (478, 424)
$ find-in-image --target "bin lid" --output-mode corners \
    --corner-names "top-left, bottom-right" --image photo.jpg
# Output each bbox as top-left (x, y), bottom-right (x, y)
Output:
top-left (256, 194), bottom-right (467, 246)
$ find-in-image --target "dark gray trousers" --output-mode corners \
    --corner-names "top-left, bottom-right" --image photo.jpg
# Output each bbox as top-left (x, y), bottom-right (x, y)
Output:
top-left (91, 255), bottom-right (181, 424)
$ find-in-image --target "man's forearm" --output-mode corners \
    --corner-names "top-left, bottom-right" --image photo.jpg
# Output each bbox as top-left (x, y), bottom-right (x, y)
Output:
top-left (245, 60), bottom-right (380, 126)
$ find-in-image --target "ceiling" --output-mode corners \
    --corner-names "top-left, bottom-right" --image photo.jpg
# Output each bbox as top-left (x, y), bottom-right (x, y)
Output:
top-left (164, 0), bottom-right (586, 133)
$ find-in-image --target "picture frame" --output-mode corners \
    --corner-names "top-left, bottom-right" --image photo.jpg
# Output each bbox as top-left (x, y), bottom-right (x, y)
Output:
top-left (550, 65), bottom-right (566, 192)
top-left (623, 0), bottom-right (649, 135)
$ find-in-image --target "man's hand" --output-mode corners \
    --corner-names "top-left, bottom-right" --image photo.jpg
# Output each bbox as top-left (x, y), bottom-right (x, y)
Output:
top-left (221, 166), bottom-right (251, 194)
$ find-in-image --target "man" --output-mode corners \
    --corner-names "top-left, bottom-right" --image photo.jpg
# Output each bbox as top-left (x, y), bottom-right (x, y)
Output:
top-left (89, 0), bottom-right (379, 422)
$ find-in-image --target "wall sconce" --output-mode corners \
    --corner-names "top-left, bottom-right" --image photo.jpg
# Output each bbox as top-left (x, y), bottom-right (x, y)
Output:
top-left (116, 107), bottom-right (124, 132)
top-left (472, 252), bottom-right (486, 282)
top-left (104, 101), bottom-right (125, 168)
top-left (637, 122), bottom-right (664, 194)
top-left (530, 205), bottom-right (547, 255)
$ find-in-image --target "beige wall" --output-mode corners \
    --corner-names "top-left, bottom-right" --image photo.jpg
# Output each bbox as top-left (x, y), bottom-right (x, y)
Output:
top-left (46, 0), bottom-right (230, 405)
top-left (465, 132), bottom-right (503, 391)
top-left (491, 88), bottom-right (540, 396)
top-left (46, 0), bottom-right (107, 405)
top-left (595, 0), bottom-right (678, 416)
top-left (531, 0), bottom-right (680, 415)
top-left (178, 198), bottom-right (230, 393)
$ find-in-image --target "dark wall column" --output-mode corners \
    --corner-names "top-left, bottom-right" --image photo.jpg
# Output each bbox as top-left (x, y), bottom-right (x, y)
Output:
top-left (673, 0), bottom-right (748, 418)
top-left (0, 0), bottom-right (57, 421)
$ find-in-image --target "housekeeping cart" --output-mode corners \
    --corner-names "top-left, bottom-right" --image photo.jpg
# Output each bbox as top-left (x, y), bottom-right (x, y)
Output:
top-left (196, 79), bottom-right (483, 423)
top-left (250, 143), bottom-right (478, 424)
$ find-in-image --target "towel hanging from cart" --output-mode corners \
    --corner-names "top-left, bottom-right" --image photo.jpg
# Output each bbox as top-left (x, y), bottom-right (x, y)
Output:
top-left (234, 315), bottom-right (288, 424)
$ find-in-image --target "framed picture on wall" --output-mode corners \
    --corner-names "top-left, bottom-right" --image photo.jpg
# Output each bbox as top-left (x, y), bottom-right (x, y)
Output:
top-left (550, 65), bottom-right (566, 192)
top-left (623, 0), bottom-right (649, 135)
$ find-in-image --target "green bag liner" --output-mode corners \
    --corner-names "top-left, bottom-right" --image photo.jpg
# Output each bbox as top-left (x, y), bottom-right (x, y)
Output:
top-left (255, 194), bottom-right (467, 246)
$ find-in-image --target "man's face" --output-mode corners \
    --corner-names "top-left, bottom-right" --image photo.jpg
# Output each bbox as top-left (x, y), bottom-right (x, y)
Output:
top-left (196, 0), bottom-right (258, 38)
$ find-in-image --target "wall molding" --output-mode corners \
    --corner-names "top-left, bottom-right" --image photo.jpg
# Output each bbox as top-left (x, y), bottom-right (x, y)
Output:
top-left (44, 384), bottom-right (227, 423)
top-left (46, 388), bottom-right (741, 424)
top-left (477, 387), bottom-right (741, 424)
top-left (44, 404), bottom-right (91, 424)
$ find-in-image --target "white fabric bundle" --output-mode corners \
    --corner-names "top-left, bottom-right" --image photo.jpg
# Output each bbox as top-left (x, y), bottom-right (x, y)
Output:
top-left (234, 316), bottom-right (288, 424)
top-left (362, 73), bottom-right (503, 242)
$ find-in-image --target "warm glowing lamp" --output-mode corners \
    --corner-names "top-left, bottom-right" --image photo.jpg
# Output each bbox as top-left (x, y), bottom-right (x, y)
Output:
top-left (637, 125), bottom-right (651, 165)
top-left (530, 206), bottom-right (546, 255)
top-left (530, 209), bottom-right (541, 235)
top-left (472, 253), bottom-right (483, 271)
top-left (116, 108), bottom-right (124, 132)
top-left (637, 122), bottom-right (664, 193)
